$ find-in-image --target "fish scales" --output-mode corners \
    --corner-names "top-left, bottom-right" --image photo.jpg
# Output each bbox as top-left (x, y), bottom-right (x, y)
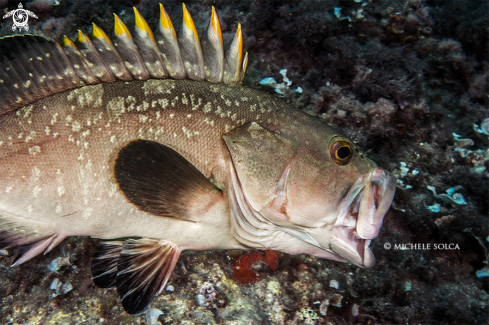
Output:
top-left (0, 3), bottom-right (396, 315)
top-left (0, 80), bottom-right (305, 240)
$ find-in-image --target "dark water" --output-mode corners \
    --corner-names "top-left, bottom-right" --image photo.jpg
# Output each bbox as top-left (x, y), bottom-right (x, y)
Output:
top-left (0, 0), bottom-right (488, 324)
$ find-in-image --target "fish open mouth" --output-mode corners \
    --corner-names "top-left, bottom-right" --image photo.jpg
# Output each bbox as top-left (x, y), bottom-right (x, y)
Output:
top-left (326, 167), bottom-right (396, 267)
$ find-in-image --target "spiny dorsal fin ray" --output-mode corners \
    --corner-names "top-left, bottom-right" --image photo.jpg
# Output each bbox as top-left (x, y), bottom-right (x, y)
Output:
top-left (91, 22), bottom-right (133, 81)
top-left (156, 3), bottom-right (186, 79)
top-left (74, 30), bottom-right (116, 83)
top-left (202, 6), bottom-right (224, 83)
top-left (133, 7), bottom-right (168, 78)
top-left (112, 13), bottom-right (150, 80)
top-left (179, 3), bottom-right (205, 80)
top-left (0, 3), bottom-right (247, 115)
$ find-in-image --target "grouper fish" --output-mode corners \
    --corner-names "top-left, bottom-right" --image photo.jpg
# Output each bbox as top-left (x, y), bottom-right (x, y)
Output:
top-left (0, 4), bottom-right (396, 314)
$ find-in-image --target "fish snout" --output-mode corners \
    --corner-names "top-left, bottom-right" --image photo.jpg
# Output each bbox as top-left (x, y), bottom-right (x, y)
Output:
top-left (319, 167), bottom-right (396, 268)
top-left (355, 167), bottom-right (396, 240)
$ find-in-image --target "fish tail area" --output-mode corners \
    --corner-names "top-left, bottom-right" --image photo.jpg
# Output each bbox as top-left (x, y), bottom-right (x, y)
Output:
top-left (0, 4), bottom-right (247, 115)
top-left (92, 238), bottom-right (181, 315)
top-left (0, 214), bottom-right (66, 266)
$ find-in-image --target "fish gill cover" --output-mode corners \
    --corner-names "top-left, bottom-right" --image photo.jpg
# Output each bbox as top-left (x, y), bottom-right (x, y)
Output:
top-left (0, 0), bottom-right (487, 324)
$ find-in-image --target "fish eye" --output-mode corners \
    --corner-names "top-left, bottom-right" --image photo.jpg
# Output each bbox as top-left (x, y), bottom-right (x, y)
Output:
top-left (330, 141), bottom-right (354, 166)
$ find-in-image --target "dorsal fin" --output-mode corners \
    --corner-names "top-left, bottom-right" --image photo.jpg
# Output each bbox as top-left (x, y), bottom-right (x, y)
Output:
top-left (0, 4), bottom-right (248, 115)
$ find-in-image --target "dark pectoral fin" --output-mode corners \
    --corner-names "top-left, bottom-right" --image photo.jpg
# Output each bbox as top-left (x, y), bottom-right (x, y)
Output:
top-left (114, 139), bottom-right (222, 221)
top-left (117, 239), bottom-right (181, 315)
top-left (91, 241), bottom-right (123, 288)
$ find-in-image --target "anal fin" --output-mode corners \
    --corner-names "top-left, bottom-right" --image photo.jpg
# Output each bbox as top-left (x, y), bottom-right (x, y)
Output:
top-left (91, 238), bottom-right (181, 315)
top-left (118, 238), bottom-right (181, 314)
top-left (91, 240), bottom-right (124, 288)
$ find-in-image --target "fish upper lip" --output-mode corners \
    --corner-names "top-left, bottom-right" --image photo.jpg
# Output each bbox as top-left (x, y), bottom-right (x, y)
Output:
top-left (334, 167), bottom-right (396, 239)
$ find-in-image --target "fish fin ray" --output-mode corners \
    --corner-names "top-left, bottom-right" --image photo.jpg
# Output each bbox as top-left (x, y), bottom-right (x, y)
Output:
top-left (114, 139), bottom-right (223, 221)
top-left (91, 240), bottom-right (124, 288)
top-left (0, 4), bottom-right (247, 115)
top-left (116, 238), bottom-right (181, 315)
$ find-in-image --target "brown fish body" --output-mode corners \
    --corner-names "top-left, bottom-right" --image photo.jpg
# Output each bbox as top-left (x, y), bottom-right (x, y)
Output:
top-left (0, 80), bottom-right (285, 247)
top-left (0, 4), bottom-right (396, 315)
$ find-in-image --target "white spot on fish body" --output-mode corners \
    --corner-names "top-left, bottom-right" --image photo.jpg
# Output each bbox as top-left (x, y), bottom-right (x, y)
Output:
top-left (139, 115), bottom-right (149, 123)
top-left (45, 126), bottom-right (51, 136)
top-left (31, 166), bottom-right (41, 181)
top-left (72, 121), bottom-right (82, 132)
top-left (203, 102), bottom-right (212, 113)
top-left (110, 135), bottom-right (116, 143)
top-left (81, 130), bottom-right (90, 139)
top-left (82, 208), bottom-right (93, 220)
top-left (182, 93), bottom-right (188, 105)
top-left (5, 185), bottom-right (13, 193)
top-left (33, 186), bottom-right (42, 197)
top-left (25, 131), bottom-right (36, 143)
top-left (27, 205), bottom-right (34, 213)
top-left (29, 146), bottom-right (41, 155)
top-left (51, 113), bottom-right (59, 125)
top-left (158, 98), bottom-right (169, 109)
top-left (171, 96), bottom-right (179, 107)
top-left (156, 111), bottom-right (161, 119)
top-left (187, 114), bottom-right (192, 118)
top-left (55, 204), bottom-right (62, 214)
top-left (169, 113), bottom-right (174, 119)
top-left (58, 186), bottom-right (65, 197)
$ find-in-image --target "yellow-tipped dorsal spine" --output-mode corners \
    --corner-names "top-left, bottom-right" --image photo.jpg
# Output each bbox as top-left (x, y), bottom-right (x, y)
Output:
top-left (75, 30), bottom-right (88, 43)
top-left (92, 23), bottom-right (112, 44)
top-left (62, 35), bottom-right (76, 48)
top-left (159, 3), bottom-right (177, 39)
top-left (113, 13), bottom-right (132, 38)
top-left (211, 6), bottom-right (223, 47)
top-left (236, 23), bottom-right (243, 63)
top-left (133, 7), bottom-right (155, 41)
top-left (182, 3), bottom-right (200, 42)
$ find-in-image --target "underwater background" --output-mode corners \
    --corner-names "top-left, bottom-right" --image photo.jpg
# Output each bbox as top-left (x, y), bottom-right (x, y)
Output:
top-left (0, 0), bottom-right (488, 324)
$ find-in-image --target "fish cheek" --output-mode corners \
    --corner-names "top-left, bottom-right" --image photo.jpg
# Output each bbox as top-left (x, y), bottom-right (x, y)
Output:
top-left (284, 156), bottom-right (342, 227)
top-left (223, 122), bottom-right (295, 223)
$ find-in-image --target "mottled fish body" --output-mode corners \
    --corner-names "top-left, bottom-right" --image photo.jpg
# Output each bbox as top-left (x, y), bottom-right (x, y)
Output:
top-left (0, 4), bottom-right (396, 314)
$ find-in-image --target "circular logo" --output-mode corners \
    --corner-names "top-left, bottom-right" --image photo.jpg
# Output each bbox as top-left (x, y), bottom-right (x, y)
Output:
top-left (384, 242), bottom-right (391, 250)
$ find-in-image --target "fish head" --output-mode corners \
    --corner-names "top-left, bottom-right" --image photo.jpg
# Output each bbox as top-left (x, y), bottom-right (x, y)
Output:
top-left (224, 121), bottom-right (396, 268)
